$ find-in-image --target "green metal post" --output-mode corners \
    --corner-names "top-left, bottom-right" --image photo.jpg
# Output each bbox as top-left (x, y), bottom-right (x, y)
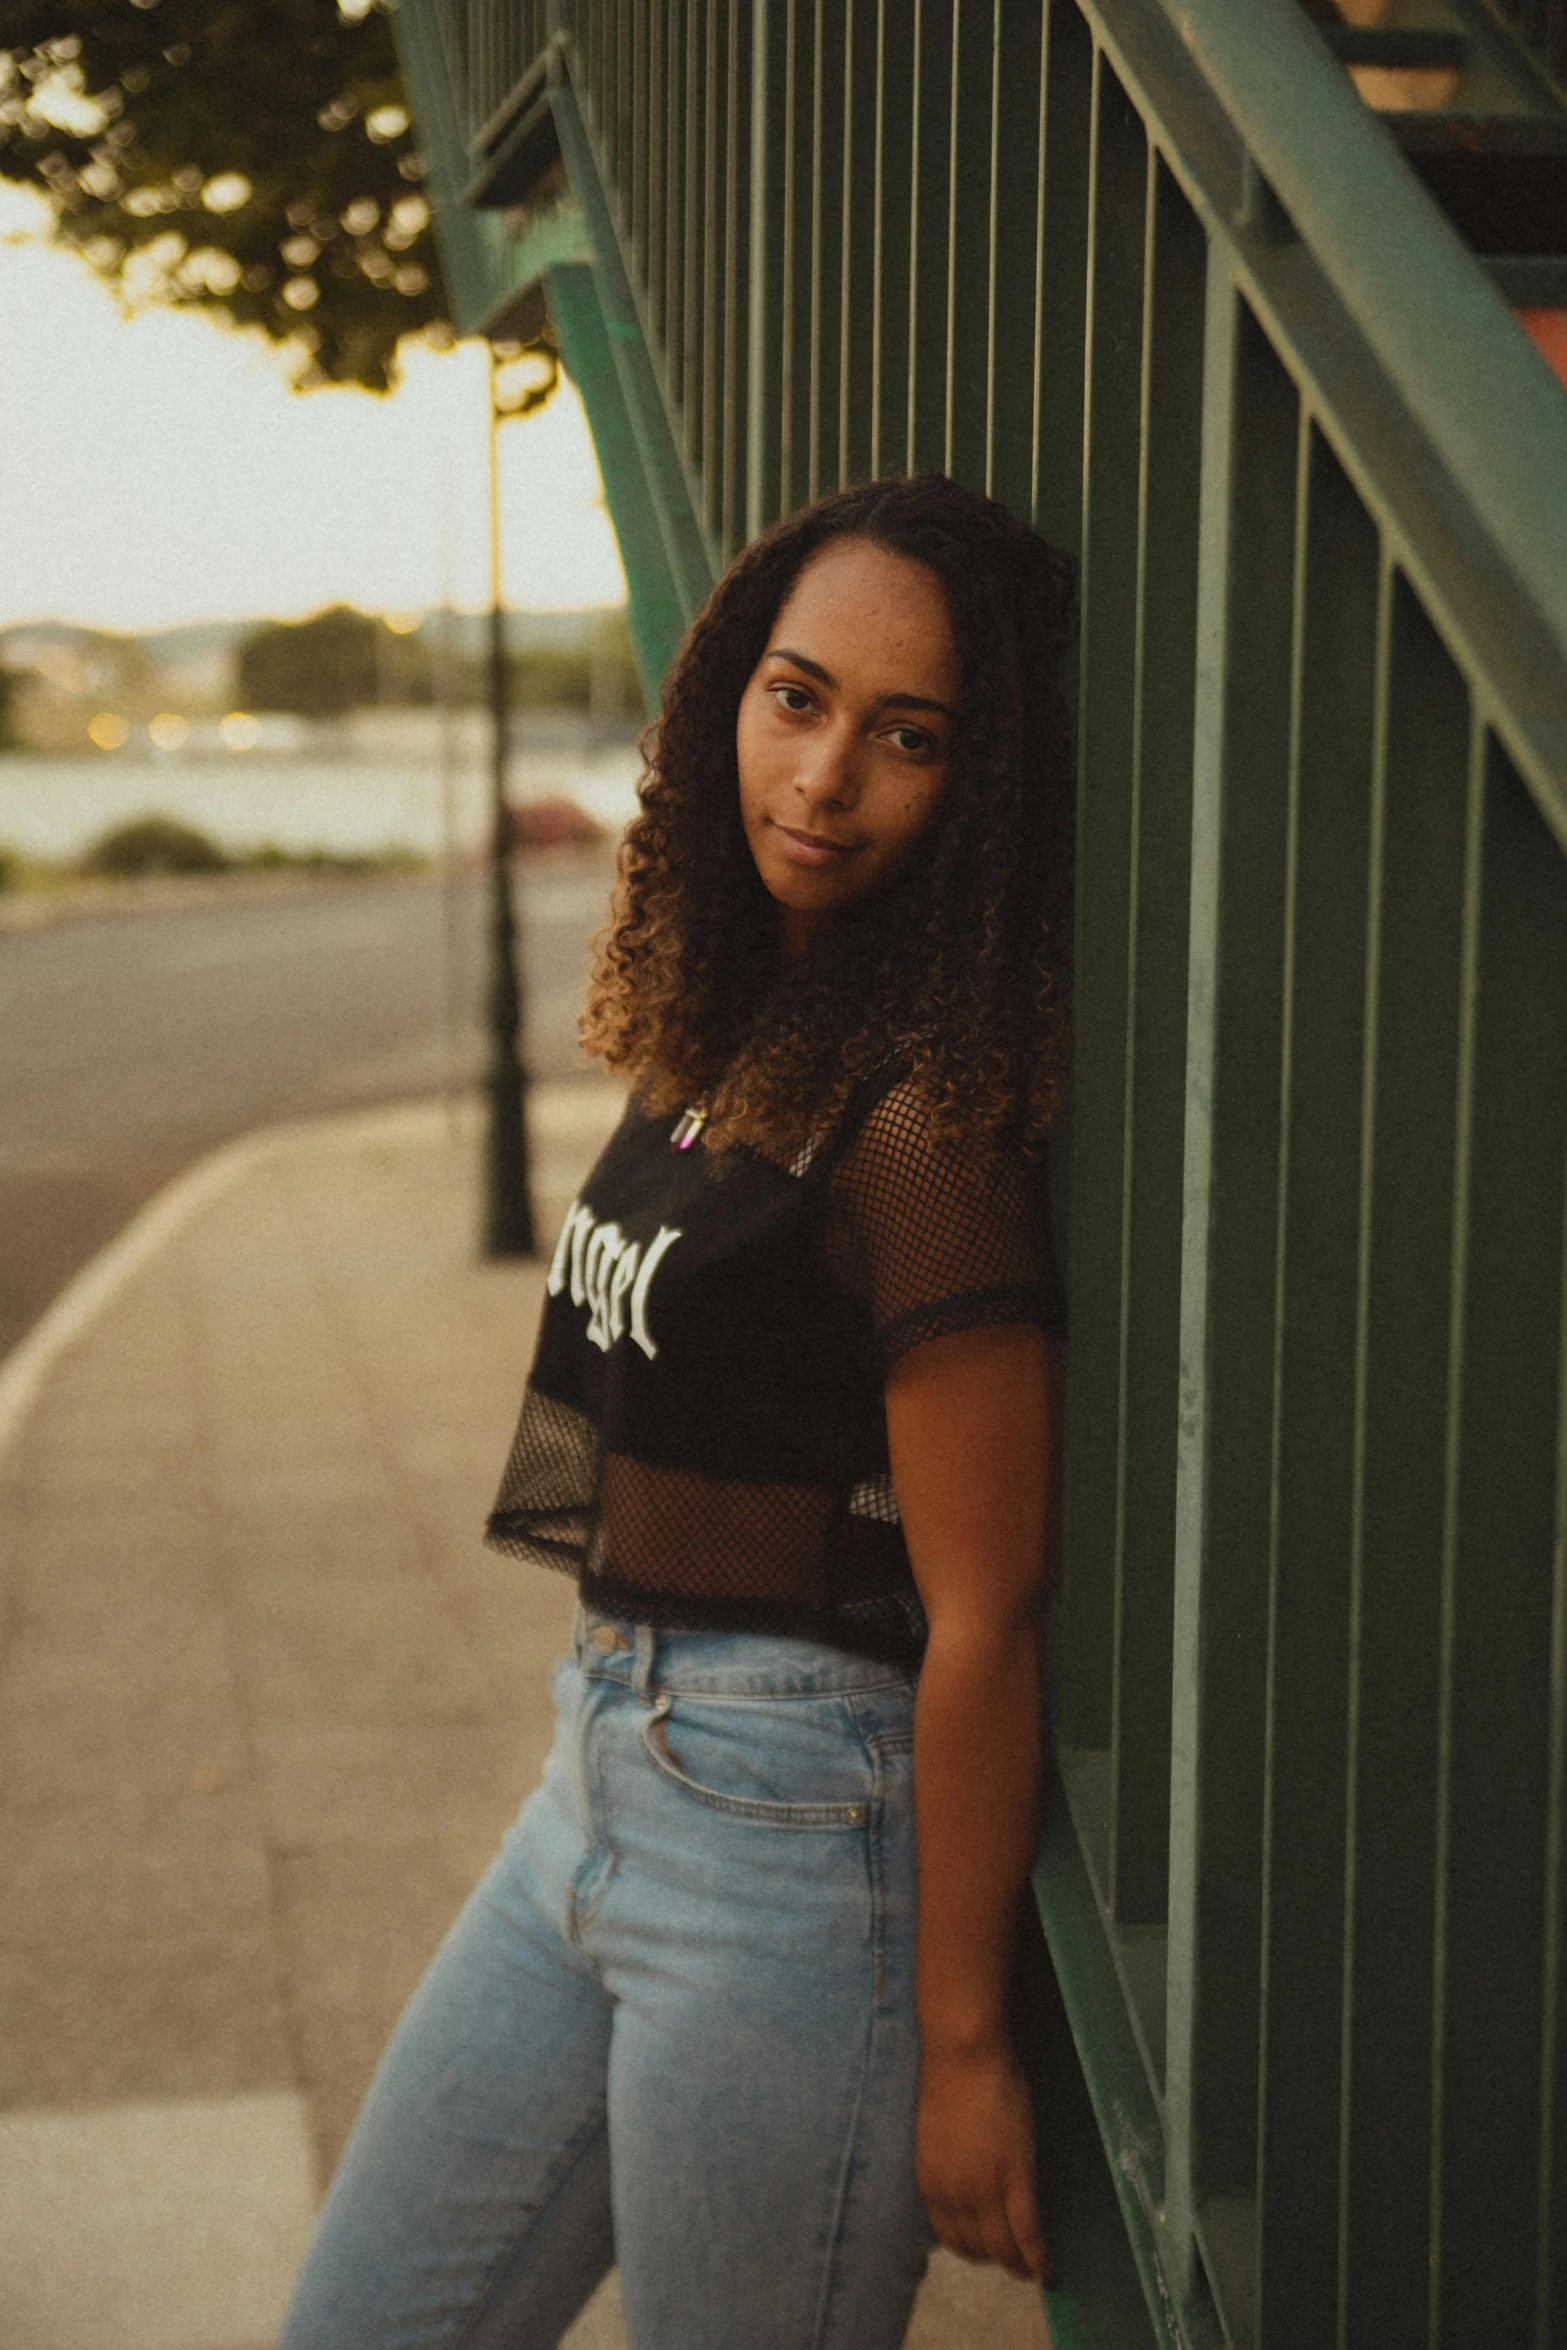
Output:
top-left (482, 356), bottom-right (536, 1260)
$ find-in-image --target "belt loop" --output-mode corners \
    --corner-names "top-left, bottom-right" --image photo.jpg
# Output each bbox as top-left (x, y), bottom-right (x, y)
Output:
top-left (632, 1621), bottom-right (656, 1700)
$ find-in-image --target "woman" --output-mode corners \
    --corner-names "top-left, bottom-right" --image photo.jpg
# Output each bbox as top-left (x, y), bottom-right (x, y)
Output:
top-left (279, 473), bottom-right (1075, 2350)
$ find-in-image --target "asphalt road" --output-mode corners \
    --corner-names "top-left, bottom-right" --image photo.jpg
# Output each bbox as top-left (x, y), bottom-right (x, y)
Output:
top-left (0, 860), bottom-right (617, 1364)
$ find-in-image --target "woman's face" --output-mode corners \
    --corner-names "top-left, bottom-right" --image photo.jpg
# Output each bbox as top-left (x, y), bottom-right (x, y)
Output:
top-left (735, 537), bottom-right (960, 955)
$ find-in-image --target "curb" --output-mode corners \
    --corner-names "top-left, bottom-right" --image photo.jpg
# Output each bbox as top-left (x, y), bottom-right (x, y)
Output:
top-left (0, 867), bottom-right (438, 939)
top-left (0, 1099), bottom-right (469, 1471)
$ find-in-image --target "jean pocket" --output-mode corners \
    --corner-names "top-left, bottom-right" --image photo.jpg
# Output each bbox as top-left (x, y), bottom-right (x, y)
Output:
top-left (640, 1695), bottom-right (873, 1828)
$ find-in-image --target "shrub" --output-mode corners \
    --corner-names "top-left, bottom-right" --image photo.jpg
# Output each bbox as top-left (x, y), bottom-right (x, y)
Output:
top-left (82, 816), bottom-right (230, 877)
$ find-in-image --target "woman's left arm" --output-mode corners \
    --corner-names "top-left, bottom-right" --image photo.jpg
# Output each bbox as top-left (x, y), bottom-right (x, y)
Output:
top-left (884, 1319), bottom-right (1062, 2284)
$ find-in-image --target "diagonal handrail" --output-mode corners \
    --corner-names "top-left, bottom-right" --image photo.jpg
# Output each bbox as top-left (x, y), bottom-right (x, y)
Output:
top-left (1155, 0), bottom-right (1567, 840)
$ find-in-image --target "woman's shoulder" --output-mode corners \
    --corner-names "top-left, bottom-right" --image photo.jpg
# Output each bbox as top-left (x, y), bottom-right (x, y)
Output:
top-left (830, 1065), bottom-right (1035, 1201)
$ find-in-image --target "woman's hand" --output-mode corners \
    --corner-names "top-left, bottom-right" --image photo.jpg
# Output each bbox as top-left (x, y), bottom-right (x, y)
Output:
top-left (917, 2041), bottom-right (1052, 2282)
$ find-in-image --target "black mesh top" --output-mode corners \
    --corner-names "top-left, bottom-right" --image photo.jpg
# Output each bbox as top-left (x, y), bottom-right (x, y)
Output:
top-left (485, 1067), bottom-right (1068, 1667)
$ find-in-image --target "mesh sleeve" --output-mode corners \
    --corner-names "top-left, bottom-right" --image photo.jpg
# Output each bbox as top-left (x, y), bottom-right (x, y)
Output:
top-left (821, 1077), bottom-right (1061, 1369)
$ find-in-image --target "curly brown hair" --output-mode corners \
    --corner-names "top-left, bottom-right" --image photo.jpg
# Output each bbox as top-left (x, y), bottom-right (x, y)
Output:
top-left (581, 474), bottom-right (1076, 1161)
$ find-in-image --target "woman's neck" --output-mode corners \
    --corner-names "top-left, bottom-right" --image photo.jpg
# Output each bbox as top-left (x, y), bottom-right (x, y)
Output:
top-left (779, 906), bottom-right (827, 959)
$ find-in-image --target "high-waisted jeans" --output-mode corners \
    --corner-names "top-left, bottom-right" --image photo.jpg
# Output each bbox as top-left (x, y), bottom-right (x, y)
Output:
top-left (276, 1611), bottom-right (932, 2350)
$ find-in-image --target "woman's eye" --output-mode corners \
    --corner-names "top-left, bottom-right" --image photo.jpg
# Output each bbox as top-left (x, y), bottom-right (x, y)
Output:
top-left (885, 724), bottom-right (936, 756)
top-left (770, 684), bottom-right (815, 715)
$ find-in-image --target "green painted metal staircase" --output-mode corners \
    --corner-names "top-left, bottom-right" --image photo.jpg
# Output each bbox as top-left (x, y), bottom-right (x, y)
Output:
top-left (393, 5), bottom-right (1567, 2343)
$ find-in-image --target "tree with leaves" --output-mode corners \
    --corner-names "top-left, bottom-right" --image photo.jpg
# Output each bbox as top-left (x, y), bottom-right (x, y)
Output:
top-left (237, 604), bottom-right (382, 714)
top-left (0, 0), bottom-right (553, 398)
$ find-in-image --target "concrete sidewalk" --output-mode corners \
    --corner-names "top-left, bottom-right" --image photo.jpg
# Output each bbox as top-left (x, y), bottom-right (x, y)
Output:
top-left (0, 1089), bottom-right (1048, 2350)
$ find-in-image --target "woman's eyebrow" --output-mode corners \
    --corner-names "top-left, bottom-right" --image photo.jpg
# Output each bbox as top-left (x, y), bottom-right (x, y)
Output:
top-left (767, 645), bottom-right (836, 686)
top-left (765, 646), bottom-right (957, 720)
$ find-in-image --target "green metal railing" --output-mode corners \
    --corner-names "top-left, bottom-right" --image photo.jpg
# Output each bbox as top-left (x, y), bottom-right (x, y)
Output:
top-left (394, 4), bottom-right (1567, 2343)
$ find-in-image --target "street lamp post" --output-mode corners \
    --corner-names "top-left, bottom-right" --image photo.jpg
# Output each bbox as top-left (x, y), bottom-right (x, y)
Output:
top-left (482, 342), bottom-right (536, 1258)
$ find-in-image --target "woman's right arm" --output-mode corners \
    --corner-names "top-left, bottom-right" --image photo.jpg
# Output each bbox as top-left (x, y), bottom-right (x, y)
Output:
top-left (884, 1319), bottom-right (1061, 2283)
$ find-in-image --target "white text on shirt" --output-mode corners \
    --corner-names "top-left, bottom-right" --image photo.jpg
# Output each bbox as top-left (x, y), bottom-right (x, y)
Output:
top-left (546, 1200), bottom-right (683, 1359)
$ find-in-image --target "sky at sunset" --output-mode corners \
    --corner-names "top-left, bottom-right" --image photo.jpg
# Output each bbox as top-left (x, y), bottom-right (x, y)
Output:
top-left (0, 181), bottom-right (627, 633)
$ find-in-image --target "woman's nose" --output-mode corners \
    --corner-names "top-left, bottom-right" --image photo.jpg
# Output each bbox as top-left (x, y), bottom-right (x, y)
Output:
top-left (793, 725), bottom-right (860, 810)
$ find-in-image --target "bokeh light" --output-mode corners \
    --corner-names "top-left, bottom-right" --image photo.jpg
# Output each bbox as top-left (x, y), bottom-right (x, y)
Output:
top-left (219, 711), bottom-right (261, 750)
top-left (87, 711), bottom-right (131, 750)
top-left (201, 173), bottom-right (253, 215)
top-left (148, 712), bottom-right (190, 750)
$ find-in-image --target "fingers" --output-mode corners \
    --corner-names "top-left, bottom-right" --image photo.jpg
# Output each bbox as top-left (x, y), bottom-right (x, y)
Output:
top-left (926, 2177), bottom-right (1053, 2283)
top-left (1004, 2172), bottom-right (1055, 2286)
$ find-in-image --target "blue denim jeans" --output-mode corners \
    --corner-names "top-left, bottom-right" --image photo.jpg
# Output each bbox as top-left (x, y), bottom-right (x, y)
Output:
top-left (276, 1611), bottom-right (931, 2350)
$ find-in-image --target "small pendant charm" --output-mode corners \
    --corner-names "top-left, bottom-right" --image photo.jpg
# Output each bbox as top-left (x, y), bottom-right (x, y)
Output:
top-left (670, 1105), bottom-right (709, 1152)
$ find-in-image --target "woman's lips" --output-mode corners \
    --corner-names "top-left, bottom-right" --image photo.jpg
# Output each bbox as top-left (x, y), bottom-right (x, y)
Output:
top-left (770, 821), bottom-right (860, 869)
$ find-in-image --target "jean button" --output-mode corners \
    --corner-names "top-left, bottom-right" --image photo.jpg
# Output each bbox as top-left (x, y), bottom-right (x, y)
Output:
top-left (590, 1624), bottom-right (621, 1654)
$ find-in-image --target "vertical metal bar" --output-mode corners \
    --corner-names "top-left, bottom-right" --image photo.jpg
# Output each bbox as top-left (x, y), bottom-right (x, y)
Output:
top-left (631, 1), bottom-right (646, 297)
top-left (1544, 1168), bottom-right (1567, 2350)
top-left (685, 0), bottom-right (704, 460)
top-left (778, 0), bottom-right (815, 514)
top-left (664, 0), bottom-right (682, 393)
top-left (658, 3), bottom-right (674, 388)
top-left (618, 0), bottom-right (633, 221)
top-left (610, 0), bottom-right (622, 152)
top-left (945, 0), bottom-right (992, 489)
top-left (1427, 703), bottom-right (1485, 2350)
top-left (1168, 258), bottom-right (1298, 2345)
top-left (646, 0), bottom-right (663, 351)
top-left (905, 0), bottom-right (921, 473)
top-left (724, 0), bottom-right (752, 555)
top-left (944, 0), bottom-right (960, 476)
top-left (870, 0), bottom-right (884, 478)
top-left (1166, 230), bottom-right (1239, 2314)
top-left (809, 0), bottom-right (845, 499)
top-left (701, 0), bottom-right (722, 532)
top-left (870, 0), bottom-right (913, 479)
top-left (841, 0), bottom-right (850, 486)
top-left (837, 0), bottom-right (858, 488)
top-left (1032, 0), bottom-right (1091, 553)
top-left (1107, 154), bottom-right (1205, 1933)
top-left (778, 0), bottom-right (798, 514)
top-left (464, 0), bottom-right (477, 136)
top-left (838, 0), bottom-right (877, 489)
top-left (604, 0), bottom-right (616, 138)
top-left (907, 0), bottom-right (951, 472)
top-left (1189, 290), bottom-right (1298, 2334)
top-left (809, 0), bottom-right (824, 501)
top-left (1057, 43), bottom-right (1145, 1788)
top-left (1337, 570), bottom-right (1469, 2347)
top-left (984, 0), bottom-right (1001, 495)
top-left (1336, 531), bottom-right (1393, 2350)
top-left (1431, 727), bottom-right (1567, 2347)
top-left (746, 0), bottom-right (783, 539)
top-left (1252, 421), bottom-right (1379, 2349)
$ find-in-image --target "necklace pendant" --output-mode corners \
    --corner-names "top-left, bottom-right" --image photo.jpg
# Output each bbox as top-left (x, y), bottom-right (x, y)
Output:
top-left (670, 1105), bottom-right (709, 1152)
